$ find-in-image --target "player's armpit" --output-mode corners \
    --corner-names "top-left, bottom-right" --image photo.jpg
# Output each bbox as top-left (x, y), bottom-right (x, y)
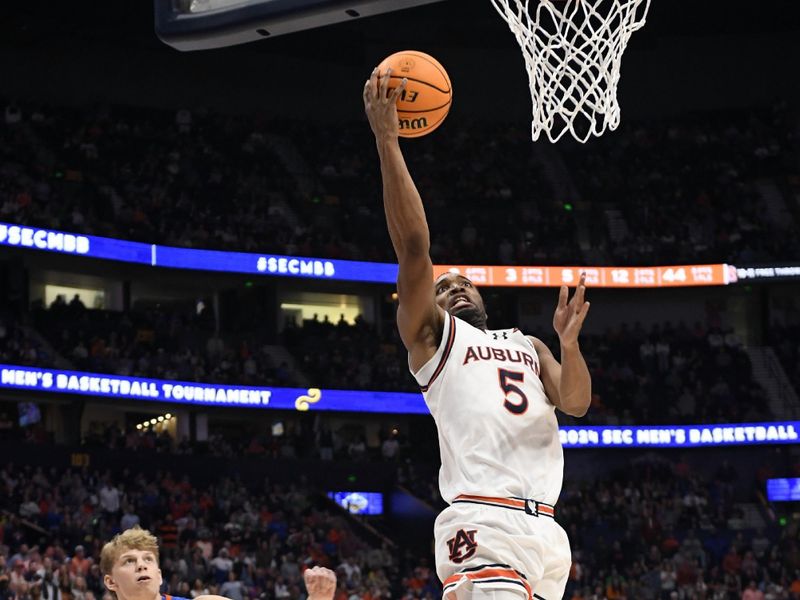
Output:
top-left (397, 249), bottom-right (445, 372)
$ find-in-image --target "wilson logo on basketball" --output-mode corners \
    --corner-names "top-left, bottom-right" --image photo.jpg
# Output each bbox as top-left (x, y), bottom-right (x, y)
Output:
top-left (447, 529), bottom-right (478, 564)
top-left (399, 117), bottom-right (428, 130)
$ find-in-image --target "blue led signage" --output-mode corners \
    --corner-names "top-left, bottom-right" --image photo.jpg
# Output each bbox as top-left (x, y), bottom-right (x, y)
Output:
top-left (2, 364), bottom-right (799, 448)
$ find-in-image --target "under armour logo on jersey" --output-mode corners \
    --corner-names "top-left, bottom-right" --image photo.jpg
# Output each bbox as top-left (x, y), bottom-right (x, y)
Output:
top-left (492, 331), bottom-right (509, 340)
top-left (447, 529), bottom-right (478, 564)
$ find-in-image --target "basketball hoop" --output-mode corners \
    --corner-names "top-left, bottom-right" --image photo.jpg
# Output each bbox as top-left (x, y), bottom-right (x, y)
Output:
top-left (490, 0), bottom-right (651, 143)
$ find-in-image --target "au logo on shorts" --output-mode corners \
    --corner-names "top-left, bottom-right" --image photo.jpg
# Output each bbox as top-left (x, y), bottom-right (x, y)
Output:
top-left (447, 529), bottom-right (478, 564)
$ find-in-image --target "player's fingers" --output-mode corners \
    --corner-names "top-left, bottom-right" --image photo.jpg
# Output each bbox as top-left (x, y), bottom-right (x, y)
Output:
top-left (369, 67), bottom-right (379, 99)
top-left (390, 77), bottom-right (407, 101)
top-left (305, 576), bottom-right (320, 592)
top-left (305, 566), bottom-right (333, 583)
top-left (363, 80), bottom-right (371, 105)
top-left (558, 285), bottom-right (568, 309)
top-left (576, 301), bottom-right (591, 325)
top-left (573, 281), bottom-right (586, 309)
top-left (577, 272), bottom-right (587, 297)
top-left (380, 67), bottom-right (392, 102)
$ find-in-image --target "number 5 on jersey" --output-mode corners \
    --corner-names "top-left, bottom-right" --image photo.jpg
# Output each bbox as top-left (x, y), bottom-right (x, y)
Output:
top-left (498, 368), bottom-right (528, 415)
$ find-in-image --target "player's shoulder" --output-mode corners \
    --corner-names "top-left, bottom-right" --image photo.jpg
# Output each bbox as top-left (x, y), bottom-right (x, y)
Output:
top-left (522, 334), bottom-right (557, 359)
top-left (499, 329), bottom-right (544, 350)
top-left (520, 331), bottom-right (540, 351)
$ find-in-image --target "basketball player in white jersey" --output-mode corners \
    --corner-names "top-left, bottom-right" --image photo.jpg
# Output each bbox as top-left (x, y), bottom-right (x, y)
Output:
top-left (364, 68), bottom-right (592, 600)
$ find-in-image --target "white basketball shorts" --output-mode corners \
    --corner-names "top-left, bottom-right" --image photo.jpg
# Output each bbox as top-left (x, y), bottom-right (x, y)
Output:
top-left (434, 495), bottom-right (572, 600)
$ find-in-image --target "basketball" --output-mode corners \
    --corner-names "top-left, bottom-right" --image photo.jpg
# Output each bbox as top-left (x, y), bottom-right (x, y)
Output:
top-left (377, 50), bottom-right (452, 138)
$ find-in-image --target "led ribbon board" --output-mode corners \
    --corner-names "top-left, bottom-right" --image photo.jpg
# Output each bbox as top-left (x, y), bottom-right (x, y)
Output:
top-left (734, 265), bottom-right (800, 282)
top-left (0, 222), bottom-right (740, 288)
top-left (3, 364), bottom-right (799, 448)
top-left (0, 364), bottom-right (425, 414)
top-left (0, 223), bottom-right (150, 264)
top-left (766, 478), bottom-right (800, 501)
top-left (559, 424), bottom-right (800, 448)
top-left (0, 222), bottom-right (396, 284)
top-left (431, 264), bottom-right (734, 288)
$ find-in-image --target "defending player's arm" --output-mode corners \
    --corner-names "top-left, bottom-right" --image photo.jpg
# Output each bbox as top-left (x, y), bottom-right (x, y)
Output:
top-left (303, 566), bottom-right (337, 600)
top-left (363, 67), bottom-right (444, 370)
top-left (529, 273), bottom-right (592, 417)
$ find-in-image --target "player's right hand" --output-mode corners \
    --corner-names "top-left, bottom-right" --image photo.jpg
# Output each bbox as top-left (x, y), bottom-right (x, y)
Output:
top-left (303, 566), bottom-right (337, 600)
top-left (363, 67), bottom-right (407, 143)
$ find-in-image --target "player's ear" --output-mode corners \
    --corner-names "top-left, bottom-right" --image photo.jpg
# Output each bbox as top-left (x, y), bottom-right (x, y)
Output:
top-left (103, 575), bottom-right (117, 592)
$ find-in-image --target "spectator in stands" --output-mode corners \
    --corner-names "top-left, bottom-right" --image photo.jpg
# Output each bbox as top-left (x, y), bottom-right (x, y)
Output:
top-left (99, 480), bottom-right (122, 517)
top-left (4, 101), bottom-right (798, 265)
top-left (69, 547), bottom-right (90, 579)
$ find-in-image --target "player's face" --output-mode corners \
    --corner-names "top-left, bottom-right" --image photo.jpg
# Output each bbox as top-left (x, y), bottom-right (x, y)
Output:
top-left (434, 273), bottom-right (487, 329)
top-left (104, 549), bottom-right (162, 600)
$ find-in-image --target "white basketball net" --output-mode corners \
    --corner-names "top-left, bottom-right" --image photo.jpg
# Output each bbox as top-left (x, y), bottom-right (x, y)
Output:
top-left (491, 0), bottom-right (651, 143)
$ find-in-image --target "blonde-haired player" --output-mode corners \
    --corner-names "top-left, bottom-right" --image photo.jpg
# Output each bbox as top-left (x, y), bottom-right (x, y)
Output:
top-left (101, 527), bottom-right (336, 600)
top-left (363, 68), bottom-right (592, 600)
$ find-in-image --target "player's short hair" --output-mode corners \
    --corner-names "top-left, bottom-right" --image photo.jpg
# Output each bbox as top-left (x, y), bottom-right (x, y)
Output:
top-left (100, 526), bottom-right (159, 576)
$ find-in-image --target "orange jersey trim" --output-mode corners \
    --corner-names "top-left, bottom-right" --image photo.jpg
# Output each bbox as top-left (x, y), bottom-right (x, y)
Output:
top-left (457, 494), bottom-right (525, 509)
top-left (453, 494), bottom-right (555, 517)
top-left (420, 313), bottom-right (456, 392)
top-left (443, 565), bottom-right (533, 600)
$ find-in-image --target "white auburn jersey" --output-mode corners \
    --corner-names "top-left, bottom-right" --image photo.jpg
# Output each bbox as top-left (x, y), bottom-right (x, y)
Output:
top-left (411, 312), bottom-right (564, 506)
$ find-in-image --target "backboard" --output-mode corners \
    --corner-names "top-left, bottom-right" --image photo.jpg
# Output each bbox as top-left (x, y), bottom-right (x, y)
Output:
top-left (155, 0), bottom-right (446, 51)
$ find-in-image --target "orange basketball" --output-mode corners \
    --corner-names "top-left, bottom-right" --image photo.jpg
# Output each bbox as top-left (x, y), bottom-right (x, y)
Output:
top-left (377, 50), bottom-right (452, 138)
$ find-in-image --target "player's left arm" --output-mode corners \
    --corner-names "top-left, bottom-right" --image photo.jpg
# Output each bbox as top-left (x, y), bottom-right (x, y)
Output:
top-left (528, 273), bottom-right (592, 417)
top-left (196, 595), bottom-right (235, 600)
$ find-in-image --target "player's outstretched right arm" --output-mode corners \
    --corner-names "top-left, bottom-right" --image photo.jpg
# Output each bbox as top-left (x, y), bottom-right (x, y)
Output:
top-left (363, 67), bottom-right (444, 370)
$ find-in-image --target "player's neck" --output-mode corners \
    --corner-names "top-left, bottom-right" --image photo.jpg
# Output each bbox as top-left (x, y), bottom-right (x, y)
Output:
top-left (115, 591), bottom-right (161, 600)
top-left (468, 318), bottom-right (488, 331)
top-left (453, 310), bottom-right (487, 331)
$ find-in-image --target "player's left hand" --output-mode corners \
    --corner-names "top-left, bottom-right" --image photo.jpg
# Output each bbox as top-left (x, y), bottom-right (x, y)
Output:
top-left (303, 566), bottom-right (337, 600)
top-left (553, 273), bottom-right (590, 346)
